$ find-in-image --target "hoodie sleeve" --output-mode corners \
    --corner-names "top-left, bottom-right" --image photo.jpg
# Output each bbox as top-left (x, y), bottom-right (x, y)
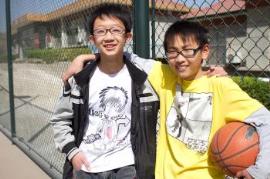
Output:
top-left (245, 107), bottom-right (270, 179)
top-left (50, 77), bottom-right (80, 160)
top-left (128, 52), bottom-right (157, 74)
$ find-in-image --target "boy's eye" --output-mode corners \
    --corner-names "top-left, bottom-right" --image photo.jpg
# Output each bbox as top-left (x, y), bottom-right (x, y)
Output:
top-left (166, 46), bottom-right (202, 59)
top-left (166, 51), bottom-right (178, 58)
top-left (93, 27), bottom-right (125, 36)
top-left (167, 51), bottom-right (178, 55)
top-left (182, 49), bottom-right (194, 56)
top-left (110, 27), bottom-right (125, 34)
top-left (94, 29), bottom-right (106, 35)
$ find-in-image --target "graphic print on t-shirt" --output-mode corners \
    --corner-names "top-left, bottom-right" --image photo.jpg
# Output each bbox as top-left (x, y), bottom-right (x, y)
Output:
top-left (166, 91), bottom-right (213, 153)
top-left (83, 86), bottom-right (130, 154)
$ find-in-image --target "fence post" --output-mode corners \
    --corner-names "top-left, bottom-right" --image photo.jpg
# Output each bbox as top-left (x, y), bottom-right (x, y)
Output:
top-left (151, 0), bottom-right (156, 59)
top-left (5, 0), bottom-right (16, 138)
top-left (133, 0), bottom-right (150, 58)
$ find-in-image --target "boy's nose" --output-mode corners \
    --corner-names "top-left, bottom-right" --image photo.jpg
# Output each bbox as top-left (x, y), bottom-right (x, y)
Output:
top-left (175, 54), bottom-right (186, 62)
top-left (103, 31), bottom-right (114, 40)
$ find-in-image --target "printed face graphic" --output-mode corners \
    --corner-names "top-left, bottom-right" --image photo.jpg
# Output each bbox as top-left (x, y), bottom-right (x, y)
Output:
top-left (84, 86), bottom-right (130, 152)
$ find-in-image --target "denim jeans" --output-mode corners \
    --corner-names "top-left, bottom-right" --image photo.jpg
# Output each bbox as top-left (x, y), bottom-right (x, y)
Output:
top-left (74, 165), bottom-right (136, 179)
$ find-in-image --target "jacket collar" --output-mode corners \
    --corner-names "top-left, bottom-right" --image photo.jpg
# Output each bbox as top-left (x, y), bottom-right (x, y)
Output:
top-left (73, 53), bottom-right (147, 87)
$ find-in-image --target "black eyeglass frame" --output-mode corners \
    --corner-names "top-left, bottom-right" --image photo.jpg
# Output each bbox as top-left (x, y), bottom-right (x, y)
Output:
top-left (93, 26), bottom-right (126, 36)
top-left (165, 46), bottom-right (202, 60)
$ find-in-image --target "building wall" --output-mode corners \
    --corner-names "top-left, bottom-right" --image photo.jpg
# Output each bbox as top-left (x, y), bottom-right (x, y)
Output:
top-left (208, 26), bottom-right (227, 65)
top-left (207, 6), bottom-right (270, 72)
top-left (150, 15), bottom-right (177, 58)
top-left (245, 6), bottom-right (270, 71)
top-left (17, 24), bottom-right (35, 49)
top-left (224, 6), bottom-right (270, 71)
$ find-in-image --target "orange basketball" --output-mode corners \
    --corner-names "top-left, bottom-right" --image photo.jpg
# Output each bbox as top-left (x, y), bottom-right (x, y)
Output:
top-left (210, 122), bottom-right (259, 177)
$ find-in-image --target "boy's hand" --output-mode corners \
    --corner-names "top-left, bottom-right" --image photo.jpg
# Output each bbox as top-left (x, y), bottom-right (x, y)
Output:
top-left (62, 54), bottom-right (96, 83)
top-left (205, 66), bottom-right (228, 77)
top-left (235, 169), bottom-right (254, 179)
top-left (71, 151), bottom-right (90, 171)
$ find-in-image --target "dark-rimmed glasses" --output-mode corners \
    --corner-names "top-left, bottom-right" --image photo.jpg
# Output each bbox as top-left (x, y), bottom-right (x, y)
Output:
top-left (166, 46), bottom-right (202, 60)
top-left (93, 26), bottom-right (125, 36)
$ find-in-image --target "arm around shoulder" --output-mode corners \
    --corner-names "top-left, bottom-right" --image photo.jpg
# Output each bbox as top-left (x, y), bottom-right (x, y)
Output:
top-left (129, 53), bottom-right (157, 74)
top-left (62, 54), bottom-right (97, 83)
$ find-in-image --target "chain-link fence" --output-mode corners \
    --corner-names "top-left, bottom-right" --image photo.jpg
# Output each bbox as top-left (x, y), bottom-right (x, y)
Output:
top-left (0, 0), bottom-right (269, 178)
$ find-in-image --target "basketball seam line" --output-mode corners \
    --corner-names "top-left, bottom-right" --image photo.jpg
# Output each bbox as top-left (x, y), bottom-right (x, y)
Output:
top-left (215, 141), bottom-right (259, 163)
top-left (211, 123), bottom-right (246, 155)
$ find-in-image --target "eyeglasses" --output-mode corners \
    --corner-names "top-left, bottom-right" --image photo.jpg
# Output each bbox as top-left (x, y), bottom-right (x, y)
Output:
top-left (93, 26), bottom-right (125, 36)
top-left (166, 46), bottom-right (202, 60)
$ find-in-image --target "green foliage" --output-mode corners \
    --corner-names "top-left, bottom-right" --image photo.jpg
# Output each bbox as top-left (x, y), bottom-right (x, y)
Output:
top-left (25, 47), bottom-right (90, 63)
top-left (232, 76), bottom-right (270, 110)
top-left (0, 54), bottom-right (18, 62)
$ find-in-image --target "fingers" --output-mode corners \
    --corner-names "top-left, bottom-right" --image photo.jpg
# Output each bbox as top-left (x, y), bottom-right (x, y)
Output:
top-left (236, 171), bottom-right (244, 178)
top-left (206, 66), bottom-right (228, 77)
top-left (71, 152), bottom-right (91, 171)
top-left (61, 54), bottom-right (97, 83)
top-left (82, 157), bottom-right (90, 170)
top-left (204, 66), bottom-right (214, 76)
top-left (61, 72), bottom-right (69, 83)
top-left (235, 170), bottom-right (254, 179)
top-left (75, 54), bottom-right (96, 63)
top-left (71, 152), bottom-right (83, 170)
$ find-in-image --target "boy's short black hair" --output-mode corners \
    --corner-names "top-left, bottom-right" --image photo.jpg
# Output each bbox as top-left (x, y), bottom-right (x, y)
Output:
top-left (86, 3), bottom-right (132, 35)
top-left (164, 20), bottom-right (209, 51)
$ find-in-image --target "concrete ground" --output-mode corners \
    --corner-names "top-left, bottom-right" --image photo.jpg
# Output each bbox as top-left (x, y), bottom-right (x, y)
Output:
top-left (0, 131), bottom-right (50, 179)
top-left (0, 61), bottom-right (67, 174)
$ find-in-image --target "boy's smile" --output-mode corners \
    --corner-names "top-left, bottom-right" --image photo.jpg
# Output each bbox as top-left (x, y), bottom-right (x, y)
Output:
top-left (166, 35), bottom-right (209, 81)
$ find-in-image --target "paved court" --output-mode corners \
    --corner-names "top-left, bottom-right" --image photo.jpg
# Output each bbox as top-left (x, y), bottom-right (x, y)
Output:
top-left (0, 61), bottom-right (67, 175)
top-left (0, 129), bottom-right (50, 179)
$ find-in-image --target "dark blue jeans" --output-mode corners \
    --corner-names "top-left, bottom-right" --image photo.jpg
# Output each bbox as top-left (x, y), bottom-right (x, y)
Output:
top-left (74, 165), bottom-right (136, 179)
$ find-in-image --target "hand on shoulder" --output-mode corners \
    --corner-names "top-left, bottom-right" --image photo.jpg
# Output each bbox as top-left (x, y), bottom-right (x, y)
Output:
top-left (205, 65), bottom-right (228, 77)
top-left (62, 54), bottom-right (96, 83)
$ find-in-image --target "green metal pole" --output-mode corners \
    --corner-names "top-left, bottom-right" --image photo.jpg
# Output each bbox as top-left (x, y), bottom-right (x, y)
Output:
top-left (151, 0), bottom-right (156, 59)
top-left (133, 0), bottom-right (150, 58)
top-left (5, 0), bottom-right (16, 138)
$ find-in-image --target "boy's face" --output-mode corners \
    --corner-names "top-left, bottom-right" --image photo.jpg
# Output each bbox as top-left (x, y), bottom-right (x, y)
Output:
top-left (166, 35), bottom-right (209, 81)
top-left (90, 15), bottom-right (132, 58)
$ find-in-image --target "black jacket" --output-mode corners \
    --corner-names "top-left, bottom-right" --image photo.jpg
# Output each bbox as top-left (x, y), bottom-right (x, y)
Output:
top-left (59, 54), bottom-right (159, 179)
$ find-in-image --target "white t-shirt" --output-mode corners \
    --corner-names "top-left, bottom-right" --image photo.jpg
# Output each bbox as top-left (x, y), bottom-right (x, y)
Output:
top-left (79, 64), bottom-right (134, 173)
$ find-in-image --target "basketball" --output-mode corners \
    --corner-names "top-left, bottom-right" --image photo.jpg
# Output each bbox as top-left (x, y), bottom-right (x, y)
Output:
top-left (210, 122), bottom-right (259, 177)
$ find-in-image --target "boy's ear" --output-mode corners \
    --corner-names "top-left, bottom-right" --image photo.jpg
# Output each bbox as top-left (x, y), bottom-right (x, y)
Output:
top-left (89, 35), bottom-right (95, 44)
top-left (201, 44), bottom-right (210, 60)
top-left (125, 33), bottom-right (132, 42)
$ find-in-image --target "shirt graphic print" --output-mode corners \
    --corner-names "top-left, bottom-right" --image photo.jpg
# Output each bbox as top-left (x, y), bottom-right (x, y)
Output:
top-left (79, 65), bottom-right (134, 172)
top-left (166, 87), bottom-right (213, 153)
top-left (84, 86), bottom-right (130, 152)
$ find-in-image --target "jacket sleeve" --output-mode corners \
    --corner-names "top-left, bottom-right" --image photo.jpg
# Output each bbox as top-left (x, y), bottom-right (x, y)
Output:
top-left (245, 107), bottom-right (270, 179)
top-left (129, 52), bottom-right (157, 74)
top-left (50, 77), bottom-right (80, 161)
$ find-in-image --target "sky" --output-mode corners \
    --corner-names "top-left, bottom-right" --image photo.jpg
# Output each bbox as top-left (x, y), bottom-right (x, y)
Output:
top-left (175, 0), bottom-right (218, 7)
top-left (0, 0), bottom-right (6, 32)
top-left (0, 0), bottom-right (75, 32)
top-left (10, 0), bottom-right (76, 19)
top-left (0, 0), bottom-right (218, 32)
